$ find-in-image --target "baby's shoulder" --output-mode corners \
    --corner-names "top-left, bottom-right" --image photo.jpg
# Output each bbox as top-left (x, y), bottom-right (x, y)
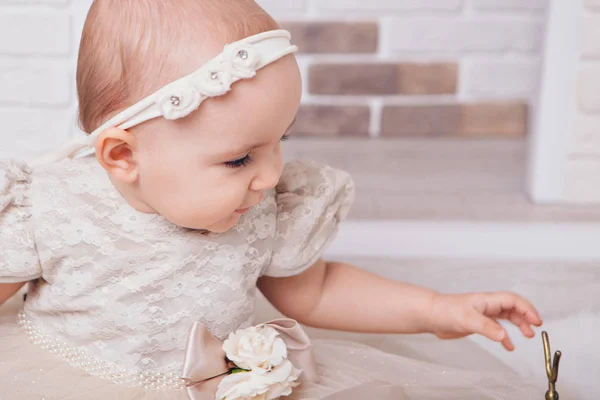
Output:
top-left (257, 159), bottom-right (355, 278)
top-left (31, 157), bottom-right (100, 181)
top-left (30, 157), bottom-right (115, 200)
top-left (276, 159), bottom-right (355, 207)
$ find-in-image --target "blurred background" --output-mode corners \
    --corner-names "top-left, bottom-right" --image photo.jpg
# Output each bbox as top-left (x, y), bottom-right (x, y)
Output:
top-left (0, 0), bottom-right (599, 397)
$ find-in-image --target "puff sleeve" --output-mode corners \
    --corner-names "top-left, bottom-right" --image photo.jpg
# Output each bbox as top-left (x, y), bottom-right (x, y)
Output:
top-left (262, 159), bottom-right (355, 278)
top-left (0, 160), bottom-right (42, 283)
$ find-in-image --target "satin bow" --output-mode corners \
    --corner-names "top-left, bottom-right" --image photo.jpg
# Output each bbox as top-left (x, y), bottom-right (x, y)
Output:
top-left (180, 318), bottom-right (408, 400)
top-left (181, 319), bottom-right (318, 400)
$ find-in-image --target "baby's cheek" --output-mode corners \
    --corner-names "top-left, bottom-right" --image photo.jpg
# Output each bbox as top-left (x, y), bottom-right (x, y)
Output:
top-left (188, 193), bottom-right (241, 227)
top-left (157, 175), bottom-right (248, 229)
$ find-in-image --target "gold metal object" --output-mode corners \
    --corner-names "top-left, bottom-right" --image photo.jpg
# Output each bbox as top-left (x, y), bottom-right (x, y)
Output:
top-left (542, 331), bottom-right (561, 400)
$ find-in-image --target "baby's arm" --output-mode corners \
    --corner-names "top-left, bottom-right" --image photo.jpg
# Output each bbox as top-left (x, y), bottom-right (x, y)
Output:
top-left (0, 282), bottom-right (25, 306)
top-left (258, 260), bottom-right (542, 350)
top-left (259, 260), bottom-right (437, 335)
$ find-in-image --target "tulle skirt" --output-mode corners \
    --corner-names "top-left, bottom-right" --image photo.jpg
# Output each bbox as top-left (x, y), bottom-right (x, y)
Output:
top-left (0, 295), bottom-right (543, 400)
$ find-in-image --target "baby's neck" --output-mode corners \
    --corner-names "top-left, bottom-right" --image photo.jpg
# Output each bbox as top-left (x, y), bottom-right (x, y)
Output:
top-left (109, 175), bottom-right (155, 215)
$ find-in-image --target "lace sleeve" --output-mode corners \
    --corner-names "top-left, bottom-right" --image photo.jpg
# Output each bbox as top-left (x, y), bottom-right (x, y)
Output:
top-left (0, 160), bottom-right (41, 283)
top-left (262, 159), bottom-right (355, 278)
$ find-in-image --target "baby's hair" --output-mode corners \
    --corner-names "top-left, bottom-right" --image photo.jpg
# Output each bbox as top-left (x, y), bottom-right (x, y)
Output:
top-left (76, 0), bottom-right (278, 134)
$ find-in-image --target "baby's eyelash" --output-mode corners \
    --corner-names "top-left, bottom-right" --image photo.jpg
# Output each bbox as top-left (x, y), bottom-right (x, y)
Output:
top-left (225, 135), bottom-right (289, 168)
top-left (225, 155), bottom-right (252, 168)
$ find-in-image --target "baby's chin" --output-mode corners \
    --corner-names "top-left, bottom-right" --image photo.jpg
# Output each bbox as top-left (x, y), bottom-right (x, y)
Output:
top-left (175, 212), bottom-right (242, 233)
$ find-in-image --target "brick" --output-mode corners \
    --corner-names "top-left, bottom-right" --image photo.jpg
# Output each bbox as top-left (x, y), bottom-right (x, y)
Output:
top-left (569, 135), bottom-right (600, 157)
top-left (381, 102), bottom-right (527, 138)
top-left (0, 59), bottom-right (71, 106)
top-left (464, 60), bottom-right (539, 97)
top-left (310, 64), bottom-right (395, 95)
top-left (0, 108), bottom-right (73, 161)
top-left (381, 104), bottom-right (461, 137)
top-left (0, 59), bottom-right (72, 106)
top-left (0, 12), bottom-right (71, 56)
top-left (569, 115), bottom-right (600, 156)
top-left (291, 105), bottom-right (370, 137)
top-left (582, 15), bottom-right (600, 58)
top-left (389, 18), bottom-right (543, 54)
top-left (282, 22), bottom-right (378, 54)
top-left (472, 0), bottom-right (547, 11)
top-left (574, 114), bottom-right (600, 136)
top-left (397, 63), bottom-right (458, 95)
top-left (460, 102), bottom-right (527, 138)
top-left (563, 159), bottom-right (600, 204)
top-left (578, 64), bottom-right (600, 113)
top-left (309, 63), bottom-right (457, 95)
top-left (314, 0), bottom-right (462, 13)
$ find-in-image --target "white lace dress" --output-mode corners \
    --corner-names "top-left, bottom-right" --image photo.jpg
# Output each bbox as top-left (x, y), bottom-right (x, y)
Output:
top-left (0, 158), bottom-right (541, 399)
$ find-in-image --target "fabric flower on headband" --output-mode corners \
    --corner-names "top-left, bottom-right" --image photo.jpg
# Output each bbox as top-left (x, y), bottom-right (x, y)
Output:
top-left (158, 86), bottom-right (205, 120)
top-left (158, 43), bottom-right (262, 120)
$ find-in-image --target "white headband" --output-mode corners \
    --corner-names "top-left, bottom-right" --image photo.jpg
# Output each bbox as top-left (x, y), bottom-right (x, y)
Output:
top-left (31, 29), bottom-right (298, 168)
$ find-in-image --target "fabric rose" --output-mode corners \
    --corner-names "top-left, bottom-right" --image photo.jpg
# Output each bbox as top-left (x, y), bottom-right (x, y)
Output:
top-left (182, 319), bottom-right (311, 400)
top-left (222, 44), bottom-right (261, 77)
top-left (222, 325), bottom-right (287, 373)
top-left (191, 65), bottom-right (233, 97)
top-left (157, 84), bottom-right (204, 120)
top-left (214, 325), bottom-right (302, 400)
top-left (216, 360), bottom-right (301, 400)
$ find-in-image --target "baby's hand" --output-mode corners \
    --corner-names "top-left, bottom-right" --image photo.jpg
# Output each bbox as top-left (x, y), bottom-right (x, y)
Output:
top-left (429, 292), bottom-right (543, 351)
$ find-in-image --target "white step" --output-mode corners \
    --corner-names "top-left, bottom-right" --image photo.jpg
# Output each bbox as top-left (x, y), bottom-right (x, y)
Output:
top-left (284, 138), bottom-right (600, 222)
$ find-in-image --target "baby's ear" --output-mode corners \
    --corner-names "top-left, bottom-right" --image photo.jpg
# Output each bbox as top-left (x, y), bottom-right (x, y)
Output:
top-left (94, 127), bottom-right (139, 183)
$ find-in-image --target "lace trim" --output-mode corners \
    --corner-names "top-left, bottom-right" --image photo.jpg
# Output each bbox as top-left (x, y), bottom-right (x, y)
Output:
top-left (18, 311), bottom-right (187, 391)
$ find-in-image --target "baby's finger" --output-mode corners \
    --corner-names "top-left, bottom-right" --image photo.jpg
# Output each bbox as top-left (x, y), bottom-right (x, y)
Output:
top-left (518, 301), bottom-right (543, 326)
top-left (495, 292), bottom-right (543, 326)
top-left (501, 334), bottom-right (515, 352)
top-left (468, 312), bottom-right (507, 343)
top-left (508, 312), bottom-right (535, 338)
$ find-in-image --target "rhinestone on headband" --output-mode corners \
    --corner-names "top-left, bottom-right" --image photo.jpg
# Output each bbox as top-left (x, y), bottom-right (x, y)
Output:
top-left (170, 96), bottom-right (181, 106)
top-left (210, 72), bottom-right (219, 80)
top-left (18, 312), bottom-right (187, 391)
top-left (237, 50), bottom-right (249, 60)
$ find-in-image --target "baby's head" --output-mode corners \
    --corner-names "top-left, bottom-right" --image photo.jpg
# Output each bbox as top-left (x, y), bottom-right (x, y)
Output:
top-left (76, 0), bottom-right (301, 233)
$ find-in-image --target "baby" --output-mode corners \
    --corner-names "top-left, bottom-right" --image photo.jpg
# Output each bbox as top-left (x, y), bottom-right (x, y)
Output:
top-left (0, 1), bottom-right (543, 399)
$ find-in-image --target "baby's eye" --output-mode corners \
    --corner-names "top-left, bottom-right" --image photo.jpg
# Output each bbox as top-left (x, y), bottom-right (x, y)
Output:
top-left (281, 134), bottom-right (291, 142)
top-left (225, 155), bottom-right (252, 168)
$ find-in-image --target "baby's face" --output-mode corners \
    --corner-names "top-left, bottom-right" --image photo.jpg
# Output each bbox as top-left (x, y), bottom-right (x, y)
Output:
top-left (132, 54), bottom-right (302, 232)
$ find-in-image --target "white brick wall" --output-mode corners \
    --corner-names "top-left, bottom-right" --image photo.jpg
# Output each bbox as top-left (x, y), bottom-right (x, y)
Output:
top-left (0, 1), bottom-right (76, 160)
top-left (0, 59), bottom-right (72, 106)
top-left (389, 18), bottom-right (543, 54)
top-left (0, 12), bottom-right (70, 56)
top-left (464, 60), bottom-right (539, 98)
top-left (0, 0), bottom-right (548, 161)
